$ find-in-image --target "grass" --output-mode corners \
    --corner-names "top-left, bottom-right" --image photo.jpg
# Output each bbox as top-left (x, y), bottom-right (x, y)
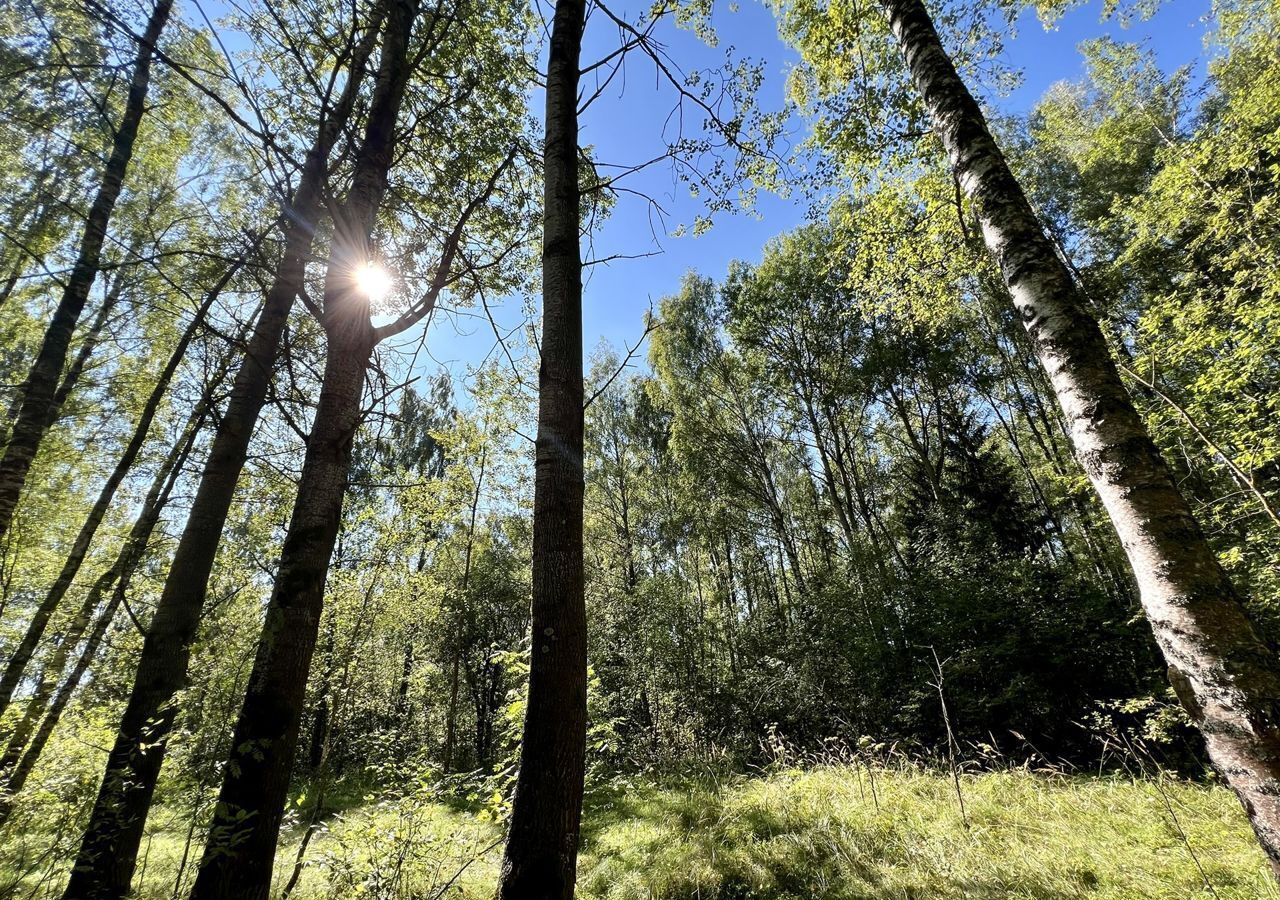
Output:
top-left (4, 765), bottom-right (1277, 899)
top-left (577, 766), bottom-right (1278, 899)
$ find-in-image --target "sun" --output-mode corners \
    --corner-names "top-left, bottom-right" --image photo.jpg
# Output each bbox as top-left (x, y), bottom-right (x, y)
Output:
top-left (354, 261), bottom-right (393, 303)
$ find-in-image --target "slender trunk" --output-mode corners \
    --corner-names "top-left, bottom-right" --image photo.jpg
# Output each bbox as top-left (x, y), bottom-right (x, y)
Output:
top-left (61, 14), bottom-right (386, 898)
top-left (2, 239), bottom-right (127, 442)
top-left (0, 388), bottom-right (208, 820)
top-left (0, 0), bottom-right (173, 543)
top-left (190, 5), bottom-right (418, 895)
top-left (443, 649), bottom-right (463, 771)
top-left (496, 1), bottom-right (587, 895)
top-left (0, 245), bottom-right (249, 718)
top-left (49, 266), bottom-right (126, 418)
top-left (0, 268), bottom-right (18, 311)
top-left (394, 549), bottom-right (429, 731)
top-left (882, 0), bottom-right (1280, 873)
top-left (0, 172), bottom-right (59, 312)
top-left (444, 441), bottom-right (485, 771)
top-left (394, 634), bottom-right (414, 723)
top-left (308, 612), bottom-right (338, 770)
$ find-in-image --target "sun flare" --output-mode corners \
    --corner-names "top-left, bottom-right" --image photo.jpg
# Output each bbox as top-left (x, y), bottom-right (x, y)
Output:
top-left (354, 261), bottom-right (393, 303)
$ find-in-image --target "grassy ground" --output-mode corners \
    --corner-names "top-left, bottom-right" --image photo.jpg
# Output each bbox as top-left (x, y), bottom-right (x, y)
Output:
top-left (577, 767), bottom-right (1278, 899)
top-left (4, 765), bottom-right (1277, 898)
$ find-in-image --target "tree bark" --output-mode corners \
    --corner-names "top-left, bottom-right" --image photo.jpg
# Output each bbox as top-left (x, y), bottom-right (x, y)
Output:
top-left (496, 1), bottom-right (588, 896)
top-left (882, 0), bottom-right (1280, 875)
top-left (60, 11), bottom-right (387, 897)
top-left (3, 213), bottom-right (138, 447)
top-left (189, 330), bottom-right (373, 900)
top-left (189, 5), bottom-right (419, 896)
top-left (0, 244), bottom-right (250, 719)
top-left (444, 442), bottom-right (485, 771)
top-left (0, 0), bottom-right (174, 544)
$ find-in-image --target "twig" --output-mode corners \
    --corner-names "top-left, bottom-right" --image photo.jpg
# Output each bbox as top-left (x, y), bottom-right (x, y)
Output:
top-left (929, 647), bottom-right (968, 830)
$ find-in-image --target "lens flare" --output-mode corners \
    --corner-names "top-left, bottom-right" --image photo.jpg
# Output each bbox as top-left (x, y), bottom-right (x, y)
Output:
top-left (355, 262), bottom-right (393, 302)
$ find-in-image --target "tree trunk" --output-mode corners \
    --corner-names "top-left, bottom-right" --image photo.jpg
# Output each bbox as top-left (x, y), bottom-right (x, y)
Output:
top-left (1, 224), bottom-right (132, 447)
top-left (48, 263), bottom-right (127, 419)
top-left (0, 0), bottom-right (173, 544)
top-left (496, 1), bottom-right (587, 896)
top-left (189, 5), bottom-right (418, 896)
top-left (882, 0), bottom-right (1280, 874)
top-left (0, 173), bottom-right (59, 312)
top-left (394, 630), bottom-right (414, 726)
top-left (443, 647), bottom-right (463, 770)
top-left (0, 244), bottom-right (249, 719)
top-left (444, 442), bottom-right (485, 771)
top-left (60, 11), bottom-right (388, 896)
top-left (0, 382), bottom-right (209, 821)
top-left (189, 331), bottom-right (373, 900)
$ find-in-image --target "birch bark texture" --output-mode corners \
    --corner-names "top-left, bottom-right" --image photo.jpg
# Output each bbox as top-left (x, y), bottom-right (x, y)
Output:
top-left (496, 0), bottom-right (589, 895)
top-left (881, 0), bottom-right (1280, 875)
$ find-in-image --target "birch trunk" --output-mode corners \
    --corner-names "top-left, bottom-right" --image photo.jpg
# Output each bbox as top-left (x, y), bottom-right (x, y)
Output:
top-left (882, 0), bottom-right (1280, 874)
top-left (496, 0), bottom-right (588, 895)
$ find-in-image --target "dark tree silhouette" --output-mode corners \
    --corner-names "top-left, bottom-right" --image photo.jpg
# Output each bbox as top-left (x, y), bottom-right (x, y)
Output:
top-left (0, 0), bottom-right (174, 543)
top-left (496, 0), bottom-right (589, 895)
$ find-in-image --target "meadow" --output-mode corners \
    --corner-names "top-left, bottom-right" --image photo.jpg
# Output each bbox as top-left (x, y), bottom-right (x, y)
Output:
top-left (7, 764), bottom-right (1272, 899)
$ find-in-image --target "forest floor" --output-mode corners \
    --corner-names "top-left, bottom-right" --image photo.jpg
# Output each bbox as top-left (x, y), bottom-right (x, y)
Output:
top-left (5, 765), bottom-right (1278, 899)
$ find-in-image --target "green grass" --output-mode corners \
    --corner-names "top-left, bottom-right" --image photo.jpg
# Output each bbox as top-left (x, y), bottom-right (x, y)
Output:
top-left (577, 767), bottom-right (1278, 899)
top-left (4, 765), bottom-right (1277, 898)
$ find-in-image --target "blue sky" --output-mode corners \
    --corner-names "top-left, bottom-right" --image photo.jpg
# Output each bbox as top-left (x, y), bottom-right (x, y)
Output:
top-left (416, 0), bottom-right (1216, 384)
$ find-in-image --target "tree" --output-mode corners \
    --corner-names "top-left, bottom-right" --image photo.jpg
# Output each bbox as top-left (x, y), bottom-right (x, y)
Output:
top-left (0, 347), bottom-right (227, 822)
top-left (1016, 30), bottom-right (1280, 628)
top-left (190, 0), bottom-right (529, 892)
top-left (61, 4), bottom-right (389, 895)
top-left (0, 240), bottom-right (258, 720)
top-left (865, 0), bottom-right (1280, 871)
top-left (0, 0), bottom-right (174, 543)
top-left (496, 0), bottom-right (588, 895)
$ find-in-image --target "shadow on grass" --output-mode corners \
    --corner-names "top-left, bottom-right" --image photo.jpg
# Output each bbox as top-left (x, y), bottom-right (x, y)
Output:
top-left (575, 774), bottom-right (1104, 900)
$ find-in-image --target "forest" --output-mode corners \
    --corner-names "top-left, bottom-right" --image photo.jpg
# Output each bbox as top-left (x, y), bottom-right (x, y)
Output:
top-left (1, 0), bottom-right (1279, 896)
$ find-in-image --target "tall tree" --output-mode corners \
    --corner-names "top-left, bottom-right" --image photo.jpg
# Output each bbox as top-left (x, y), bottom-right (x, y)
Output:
top-left (186, 3), bottom-right (417, 895)
top-left (0, 362), bottom-right (220, 821)
top-left (496, 0), bottom-right (588, 895)
top-left (190, 1), bottom-right (525, 893)
top-left (0, 242), bottom-right (255, 719)
top-left (0, 0), bottom-right (173, 543)
top-left (60, 7), bottom-right (387, 896)
top-left (875, 0), bottom-right (1280, 873)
